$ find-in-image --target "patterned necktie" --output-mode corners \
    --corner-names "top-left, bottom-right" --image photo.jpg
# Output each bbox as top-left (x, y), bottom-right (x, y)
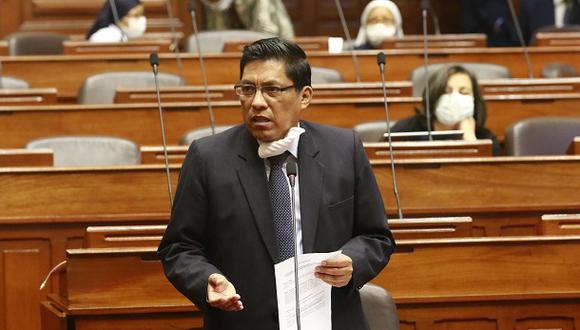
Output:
top-left (268, 151), bottom-right (295, 261)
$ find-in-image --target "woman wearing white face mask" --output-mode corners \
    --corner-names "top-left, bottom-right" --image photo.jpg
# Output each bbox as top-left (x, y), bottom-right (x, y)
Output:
top-left (86, 0), bottom-right (147, 42)
top-left (354, 0), bottom-right (404, 50)
top-left (391, 65), bottom-right (501, 155)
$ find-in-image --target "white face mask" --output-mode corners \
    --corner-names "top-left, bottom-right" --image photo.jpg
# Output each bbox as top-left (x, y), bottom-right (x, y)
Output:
top-left (365, 23), bottom-right (397, 48)
top-left (121, 16), bottom-right (147, 38)
top-left (435, 92), bottom-right (475, 127)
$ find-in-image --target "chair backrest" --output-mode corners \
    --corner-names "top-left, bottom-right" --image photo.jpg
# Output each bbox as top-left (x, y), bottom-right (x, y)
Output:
top-left (354, 121), bottom-right (397, 142)
top-left (311, 67), bottom-right (344, 84)
top-left (77, 71), bottom-right (184, 104)
top-left (180, 125), bottom-right (234, 146)
top-left (0, 76), bottom-right (29, 89)
top-left (186, 30), bottom-right (274, 53)
top-left (505, 117), bottom-right (580, 156)
top-left (7, 32), bottom-right (68, 56)
top-left (360, 283), bottom-right (400, 330)
top-left (410, 63), bottom-right (511, 96)
top-left (26, 136), bottom-right (140, 166)
top-left (541, 62), bottom-right (579, 78)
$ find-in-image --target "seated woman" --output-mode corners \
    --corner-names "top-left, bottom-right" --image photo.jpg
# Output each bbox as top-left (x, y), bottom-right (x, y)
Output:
top-left (86, 0), bottom-right (147, 42)
top-left (391, 65), bottom-right (501, 155)
top-left (354, 0), bottom-right (404, 50)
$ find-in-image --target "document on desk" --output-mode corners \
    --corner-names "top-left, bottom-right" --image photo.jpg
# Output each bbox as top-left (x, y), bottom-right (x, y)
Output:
top-left (274, 250), bottom-right (342, 330)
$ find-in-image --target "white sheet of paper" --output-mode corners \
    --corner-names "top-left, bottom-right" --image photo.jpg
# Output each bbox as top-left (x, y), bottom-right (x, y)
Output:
top-left (274, 250), bottom-right (342, 330)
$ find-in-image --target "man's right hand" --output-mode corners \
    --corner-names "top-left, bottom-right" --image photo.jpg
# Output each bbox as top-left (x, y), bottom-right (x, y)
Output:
top-left (207, 273), bottom-right (244, 311)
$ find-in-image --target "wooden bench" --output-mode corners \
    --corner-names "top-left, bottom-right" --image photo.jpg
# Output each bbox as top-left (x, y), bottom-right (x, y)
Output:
top-left (373, 235), bottom-right (580, 329)
top-left (62, 40), bottom-right (172, 55)
top-left (1, 93), bottom-right (579, 148)
top-left (567, 136), bottom-right (580, 155)
top-left (4, 46), bottom-right (580, 100)
top-left (0, 88), bottom-right (58, 105)
top-left (541, 214), bottom-right (580, 235)
top-left (0, 148), bottom-right (53, 166)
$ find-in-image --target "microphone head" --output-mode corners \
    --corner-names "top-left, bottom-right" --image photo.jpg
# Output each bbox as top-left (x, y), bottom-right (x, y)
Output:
top-left (188, 0), bottom-right (196, 13)
top-left (421, 0), bottom-right (430, 11)
top-left (376, 52), bottom-right (386, 66)
top-left (286, 160), bottom-right (298, 177)
top-left (149, 53), bottom-right (160, 67)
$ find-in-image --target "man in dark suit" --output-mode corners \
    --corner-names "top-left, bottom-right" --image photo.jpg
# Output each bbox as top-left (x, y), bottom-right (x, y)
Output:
top-left (157, 37), bottom-right (395, 329)
top-left (459, 0), bottom-right (519, 47)
top-left (520, 0), bottom-right (580, 44)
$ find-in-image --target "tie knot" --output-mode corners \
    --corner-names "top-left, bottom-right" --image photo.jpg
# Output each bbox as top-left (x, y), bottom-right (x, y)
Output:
top-left (268, 151), bottom-right (289, 167)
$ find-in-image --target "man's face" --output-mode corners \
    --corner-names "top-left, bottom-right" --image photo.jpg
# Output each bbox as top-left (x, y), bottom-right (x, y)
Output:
top-left (238, 59), bottom-right (312, 142)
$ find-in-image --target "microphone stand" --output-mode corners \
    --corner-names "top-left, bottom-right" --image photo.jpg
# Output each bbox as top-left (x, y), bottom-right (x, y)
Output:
top-left (421, 1), bottom-right (433, 141)
top-left (150, 53), bottom-right (174, 209)
top-left (286, 160), bottom-right (301, 330)
top-left (507, 0), bottom-right (534, 78)
top-left (165, 0), bottom-right (186, 83)
top-left (333, 0), bottom-right (361, 82)
top-left (377, 53), bottom-right (403, 219)
top-left (188, 0), bottom-right (216, 135)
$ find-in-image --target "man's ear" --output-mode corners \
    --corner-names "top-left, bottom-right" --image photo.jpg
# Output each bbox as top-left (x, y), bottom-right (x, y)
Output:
top-left (300, 86), bottom-right (313, 109)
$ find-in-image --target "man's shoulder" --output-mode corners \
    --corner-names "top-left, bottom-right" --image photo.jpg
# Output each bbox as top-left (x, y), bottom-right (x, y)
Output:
top-left (301, 121), bottom-right (354, 142)
top-left (187, 124), bottom-right (246, 154)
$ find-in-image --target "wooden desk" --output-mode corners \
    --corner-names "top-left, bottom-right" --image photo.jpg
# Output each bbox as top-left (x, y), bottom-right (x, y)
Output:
top-left (567, 136), bottom-right (580, 155)
top-left (0, 213), bottom-right (170, 330)
top-left (0, 88), bottom-right (58, 105)
top-left (372, 156), bottom-right (580, 236)
top-left (0, 148), bottom-right (53, 166)
top-left (63, 40), bottom-right (172, 55)
top-left (380, 34), bottom-right (487, 49)
top-left (1, 93), bottom-right (579, 148)
top-left (388, 217), bottom-right (473, 239)
top-left (541, 214), bottom-right (580, 235)
top-left (3, 46), bottom-right (580, 100)
top-left (364, 140), bottom-right (493, 160)
top-left (0, 41), bottom-right (7, 56)
top-left (534, 31), bottom-right (580, 47)
top-left (373, 235), bottom-right (580, 329)
top-left (41, 247), bottom-right (202, 330)
top-left (114, 78), bottom-right (580, 104)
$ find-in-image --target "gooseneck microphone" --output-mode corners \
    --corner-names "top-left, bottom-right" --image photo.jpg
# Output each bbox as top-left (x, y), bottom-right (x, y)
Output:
top-left (421, 0), bottom-right (433, 141)
top-left (286, 159), bottom-right (301, 330)
top-left (507, 0), bottom-right (534, 78)
top-left (333, 0), bottom-right (361, 82)
top-left (421, 0), bottom-right (441, 35)
top-left (377, 52), bottom-right (403, 219)
top-left (150, 53), bottom-right (174, 209)
top-left (108, 0), bottom-right (127, 42)
top-left (188, 0), bottom-right (216, 135)
top-left (165, 0), bottom-right (186, 83)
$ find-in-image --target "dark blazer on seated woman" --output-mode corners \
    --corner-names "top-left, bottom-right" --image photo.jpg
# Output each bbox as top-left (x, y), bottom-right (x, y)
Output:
top-left (391, 65), bottom-right (501, 156)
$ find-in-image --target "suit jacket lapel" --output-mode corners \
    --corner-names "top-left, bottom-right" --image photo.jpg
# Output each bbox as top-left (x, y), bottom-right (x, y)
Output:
top-left (236, 130), bottom-right (278, 263)
top-left (298, 128), bottom-right (323, 253)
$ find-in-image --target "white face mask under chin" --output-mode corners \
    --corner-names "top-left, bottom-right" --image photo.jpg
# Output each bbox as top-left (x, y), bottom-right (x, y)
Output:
top-left (435, 92), bottom-right (475, 127)
top-left (365, 23), bottom-right (397, 48)
top-left (121, 16), bottom-right (147, 39)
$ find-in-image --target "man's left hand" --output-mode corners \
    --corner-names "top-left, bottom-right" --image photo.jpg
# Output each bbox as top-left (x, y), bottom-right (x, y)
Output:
top-left (315, 253), bottom-right (353, 287)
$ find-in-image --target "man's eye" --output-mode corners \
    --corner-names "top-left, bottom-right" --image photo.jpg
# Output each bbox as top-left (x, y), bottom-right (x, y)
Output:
top-left (264, 86), bottom-right (282, 94)
top-left (241, 86), bottom-right (256, 94)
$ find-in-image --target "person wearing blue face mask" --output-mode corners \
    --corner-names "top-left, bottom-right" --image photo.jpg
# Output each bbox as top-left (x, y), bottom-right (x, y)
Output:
top-left (391, 65), bottom-right (501, 155)
top-left (354, 0), bottom-right (404, 50)
top-left (86, 0), bottom-right (147, 42)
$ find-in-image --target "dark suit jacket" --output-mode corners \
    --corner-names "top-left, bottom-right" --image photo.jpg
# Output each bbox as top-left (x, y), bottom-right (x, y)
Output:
top-left (158, 121), bottom-right (395, 330)
top-left (460, 0), bottom-right (519, 46)
top-left (520, 0), bottom-right (580, 44)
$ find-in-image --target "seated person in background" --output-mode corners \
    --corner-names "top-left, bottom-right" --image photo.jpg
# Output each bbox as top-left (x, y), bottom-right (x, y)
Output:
top-left (354, 0), bottom-right (404, 50)
top-left (391, 65), bottom-right (501, 155)
top-left (520, 0), bottom-right (580, 44)
top-left (201, 0), bottom-right (295, 39)
top-left (459, 0), bottom-right (519, 47)
top-left (86, 0), bottom-right (147, 42)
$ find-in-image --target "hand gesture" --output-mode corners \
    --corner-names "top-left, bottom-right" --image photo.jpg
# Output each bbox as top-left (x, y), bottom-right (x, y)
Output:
top-left (207, 273), bottom-right (243, 311)
top-left (314, 253), bottom-right (353, 288)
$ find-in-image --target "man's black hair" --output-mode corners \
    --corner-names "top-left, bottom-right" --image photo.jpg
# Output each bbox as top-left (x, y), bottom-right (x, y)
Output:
top-left (240, 37), bottom-right (311, 91)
